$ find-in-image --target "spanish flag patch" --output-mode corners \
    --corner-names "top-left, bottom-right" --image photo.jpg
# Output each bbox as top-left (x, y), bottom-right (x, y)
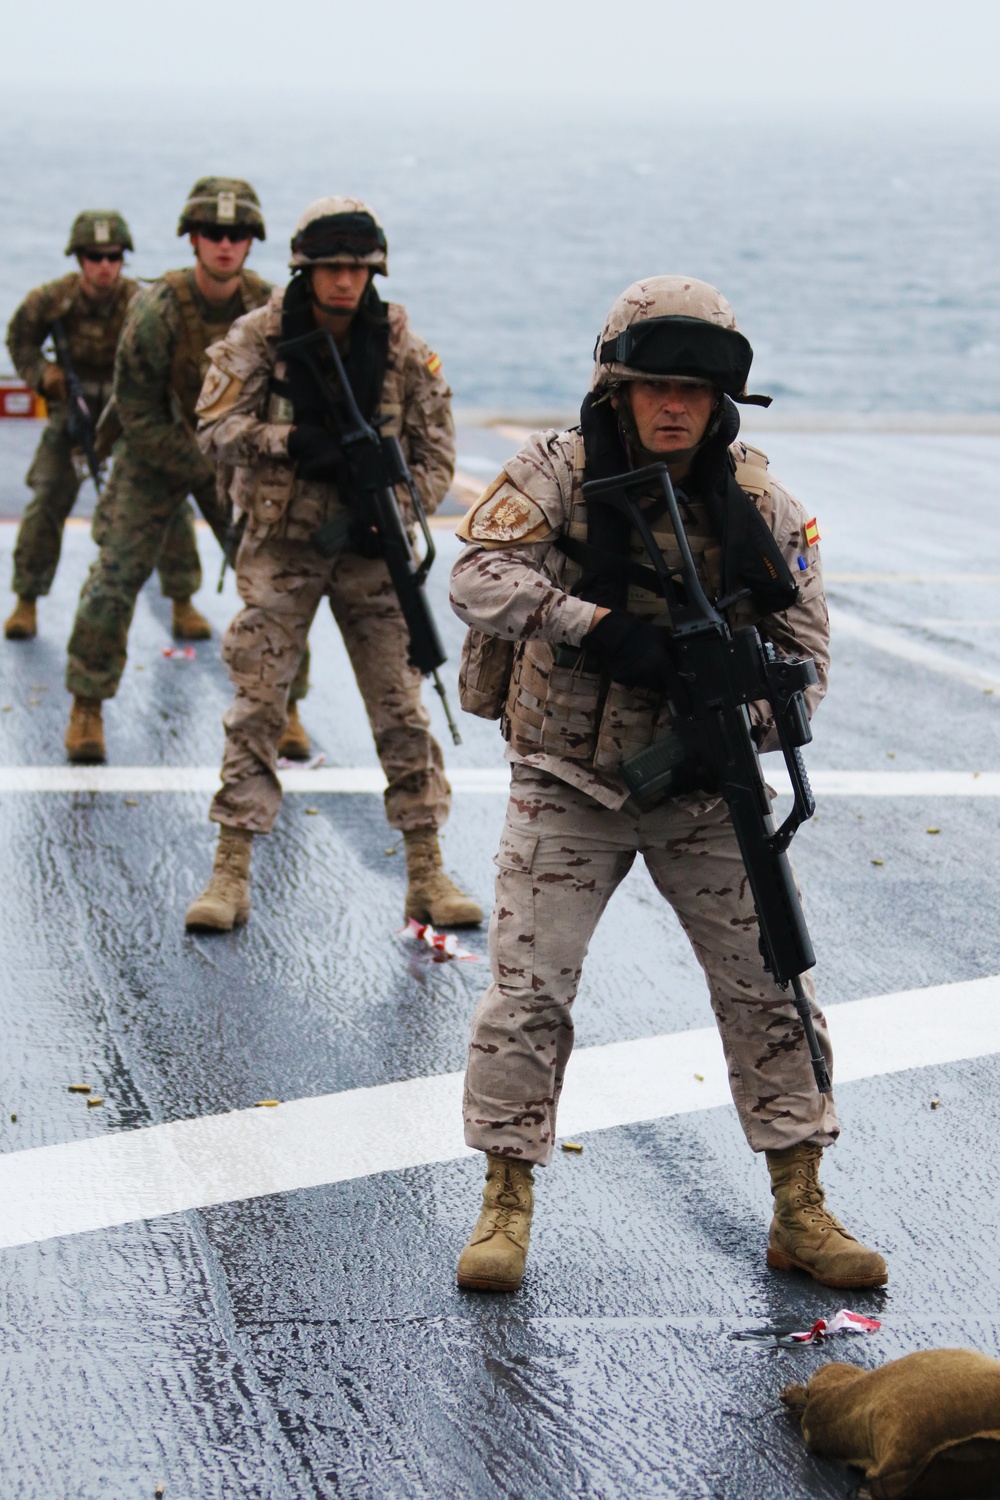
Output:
top-left (804, 517), bottom-right (820, 547)
top-left (425, 352), bottom-right (442, 376)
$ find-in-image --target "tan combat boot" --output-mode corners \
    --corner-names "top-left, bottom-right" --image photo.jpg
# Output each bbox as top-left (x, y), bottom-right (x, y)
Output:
top-left (65, 696), bottom-right (106, 763)
top-left (184, 826), bottom-right (253, 931)
top-left (276, 702), bottom-right (311, 760)
top-left (171, 598), bottom-right (212, 640)
top-left (403, 828), bottom-right (483, 927)
top-left (766, 1142), bottom-right (888, 1289)
top-left (4, 598), bottom-right (36, 640)
top-left (457, 1154), bottom-right (535, 1292)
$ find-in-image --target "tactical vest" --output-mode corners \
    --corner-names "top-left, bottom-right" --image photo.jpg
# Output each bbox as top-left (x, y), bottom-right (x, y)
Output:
top-left (500, 433), bottom-right (772, 769)
top-left (48, 273), bottom-right (138, 385)
top-left (163, 268), bottom-right (270, 425)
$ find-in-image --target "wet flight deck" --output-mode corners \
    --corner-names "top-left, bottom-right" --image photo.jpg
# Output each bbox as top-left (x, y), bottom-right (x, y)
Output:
top-left (0, 420), bottom-right (998, 1498)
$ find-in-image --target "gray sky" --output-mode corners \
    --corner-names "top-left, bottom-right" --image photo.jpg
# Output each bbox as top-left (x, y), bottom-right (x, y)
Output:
top-left (3, 0), bottom-right (996, 110)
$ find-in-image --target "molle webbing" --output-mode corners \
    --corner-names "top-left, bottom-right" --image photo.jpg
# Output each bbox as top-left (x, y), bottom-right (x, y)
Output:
top-left (52, 274), bottom-right (134, 384)
top-left (164, 269), bottom-right (270, 424)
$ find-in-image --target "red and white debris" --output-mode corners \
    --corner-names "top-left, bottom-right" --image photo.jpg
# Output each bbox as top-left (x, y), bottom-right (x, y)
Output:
top-left (399, 917), bottom-right (480, 962)
top-left (733, 1307), bottom-right (881, 1347)
top-left (789, 1309), bottom-right (881, 1344)
top-left (161, 646), bottom-right (197, 661)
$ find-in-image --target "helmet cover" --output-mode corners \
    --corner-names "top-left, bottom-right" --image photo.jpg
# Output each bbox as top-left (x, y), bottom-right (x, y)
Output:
top-left (66, 210), bottom-right (134, 254)
top-left (177, 177), bottom-right (266, 239)
top-left (289, 196), bottom-right (388, 273)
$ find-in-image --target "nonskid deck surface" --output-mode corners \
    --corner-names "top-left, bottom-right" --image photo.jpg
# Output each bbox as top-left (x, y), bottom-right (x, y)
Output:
top-left (0, 428), bottom-right (998, 1498)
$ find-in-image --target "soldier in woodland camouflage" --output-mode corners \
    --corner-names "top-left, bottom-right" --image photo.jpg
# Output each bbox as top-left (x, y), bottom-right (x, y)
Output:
top-left (184, 197), bottom-right (481, 933)
top-left (4, 211), bottom-right (201, 640)
top-left (63, 180), bottom-right (272, 763)
top-left (450, 276), bottom-right (888, 1295)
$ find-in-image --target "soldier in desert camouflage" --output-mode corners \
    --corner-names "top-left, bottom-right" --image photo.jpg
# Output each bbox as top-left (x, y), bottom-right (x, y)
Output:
top-left (184, 197), bottom-right (482, 933)
top-left (4, 211), bottom-right (202, 641)
top-left (63, 178), bottom-right (274, 763)
top-left (450, 276), bottom-right (888, 1294)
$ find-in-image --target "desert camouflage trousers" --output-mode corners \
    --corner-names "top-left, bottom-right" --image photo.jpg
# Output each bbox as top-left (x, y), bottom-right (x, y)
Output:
top-left (209, 525), bottom-right (451, 835)
top-left (464, 765), bottom-right (840, 1165)
top-left (65, 450), bottom-right (206, 699)
top-left (14, 419), bottom-right (200, 603)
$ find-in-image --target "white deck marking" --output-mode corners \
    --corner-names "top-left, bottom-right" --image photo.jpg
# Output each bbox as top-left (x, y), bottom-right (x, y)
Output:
top-left (0, 766), bottom-right (998, 797)
top-left (0, 975), bottom-right (997, 1250)
top-left (830, 608), bottom-right (1000, 692)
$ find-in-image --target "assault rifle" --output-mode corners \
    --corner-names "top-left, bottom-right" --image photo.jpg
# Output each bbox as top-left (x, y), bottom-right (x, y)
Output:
top-left (582, 463), bottom-right (831, 1096)
top-left (50, 318), bottom-right (103, 494)
top-left (276, 326), bottom-right (461, 745)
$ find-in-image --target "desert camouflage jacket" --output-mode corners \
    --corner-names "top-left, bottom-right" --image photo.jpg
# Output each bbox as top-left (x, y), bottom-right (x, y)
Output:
top-left (451, 427), bottom-right (829, 807)
top-left (194, 288), bottom-right (454, 528)
top-left (6, 272), bottom-right (138, 397)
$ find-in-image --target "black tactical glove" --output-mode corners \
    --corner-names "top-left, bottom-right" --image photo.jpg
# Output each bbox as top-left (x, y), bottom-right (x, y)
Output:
top-left (582, 609), bottom-right (679, 694)
top-left (287, 423), bottom-right (342, 480)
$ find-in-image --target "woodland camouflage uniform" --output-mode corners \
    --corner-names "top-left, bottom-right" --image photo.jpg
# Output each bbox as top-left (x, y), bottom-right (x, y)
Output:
top-left (6, 272), bottom-right (201, 603)
top-left (65, 264), bottom-right (271, 699)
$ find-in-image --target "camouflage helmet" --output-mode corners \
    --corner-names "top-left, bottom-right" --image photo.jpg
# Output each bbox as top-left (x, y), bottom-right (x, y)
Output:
top-left (177, 177), bottom-right (266, 240)
top-left (592, 275), bottom-right (768, 404)
top-left (289, 197), bottom-right (388, 274)
top-left (65, 210), bottom-right (134, 255)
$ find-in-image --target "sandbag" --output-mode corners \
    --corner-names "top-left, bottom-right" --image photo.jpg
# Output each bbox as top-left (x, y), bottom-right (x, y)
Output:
top-left (782, 1349), bottom-right (1000, 1498)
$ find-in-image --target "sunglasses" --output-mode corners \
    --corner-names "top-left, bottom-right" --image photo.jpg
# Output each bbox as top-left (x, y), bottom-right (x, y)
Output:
top-left (194, 225), bottom-right (254, 244)
top-left (81, 250), bottom-right (124, 263)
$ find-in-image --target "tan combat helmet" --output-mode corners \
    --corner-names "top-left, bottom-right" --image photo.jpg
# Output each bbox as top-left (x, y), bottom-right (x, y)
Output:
top-left (592, 275), bottom-right (770, 405)
top-left (288, 197), bottom-right (388, 274)
top-left (65, 210), bottom-right (134, 255)
top-left (177, 177), bottom-right (266, 239)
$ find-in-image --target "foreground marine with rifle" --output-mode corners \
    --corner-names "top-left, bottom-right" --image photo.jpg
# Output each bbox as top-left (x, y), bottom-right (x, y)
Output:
top-left (185, 196), bottom-right (482, 932)
top-left (450, 275), bottom-right (887, 1293)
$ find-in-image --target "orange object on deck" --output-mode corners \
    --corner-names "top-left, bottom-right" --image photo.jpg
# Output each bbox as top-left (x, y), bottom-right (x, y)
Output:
top-left (0, 377), bottom-right (46, 419)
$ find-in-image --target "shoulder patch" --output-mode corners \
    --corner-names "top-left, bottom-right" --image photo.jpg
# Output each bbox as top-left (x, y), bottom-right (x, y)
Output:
top-left (804, 517), bottom-right (820, 547)
top-left (458, 476), bottom-right (551, 545)
top-left (425, 351), bottom-right (442, 376)
top-left (196, 364), bottom-right (243, 420)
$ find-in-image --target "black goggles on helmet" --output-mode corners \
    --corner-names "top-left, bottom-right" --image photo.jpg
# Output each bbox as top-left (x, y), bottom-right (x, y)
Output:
top-left (290, 212), bottom-right (387, 261)
top-left (599, 315), bottom-right (769, 403)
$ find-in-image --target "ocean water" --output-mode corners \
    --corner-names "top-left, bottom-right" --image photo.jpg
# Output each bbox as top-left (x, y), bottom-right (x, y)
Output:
top-left (2, 100), bottom-right (999, 416)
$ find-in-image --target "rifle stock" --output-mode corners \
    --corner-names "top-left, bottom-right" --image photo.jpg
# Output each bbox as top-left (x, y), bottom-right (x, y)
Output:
top-left (583, 463), bottom-right (831, 1096)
